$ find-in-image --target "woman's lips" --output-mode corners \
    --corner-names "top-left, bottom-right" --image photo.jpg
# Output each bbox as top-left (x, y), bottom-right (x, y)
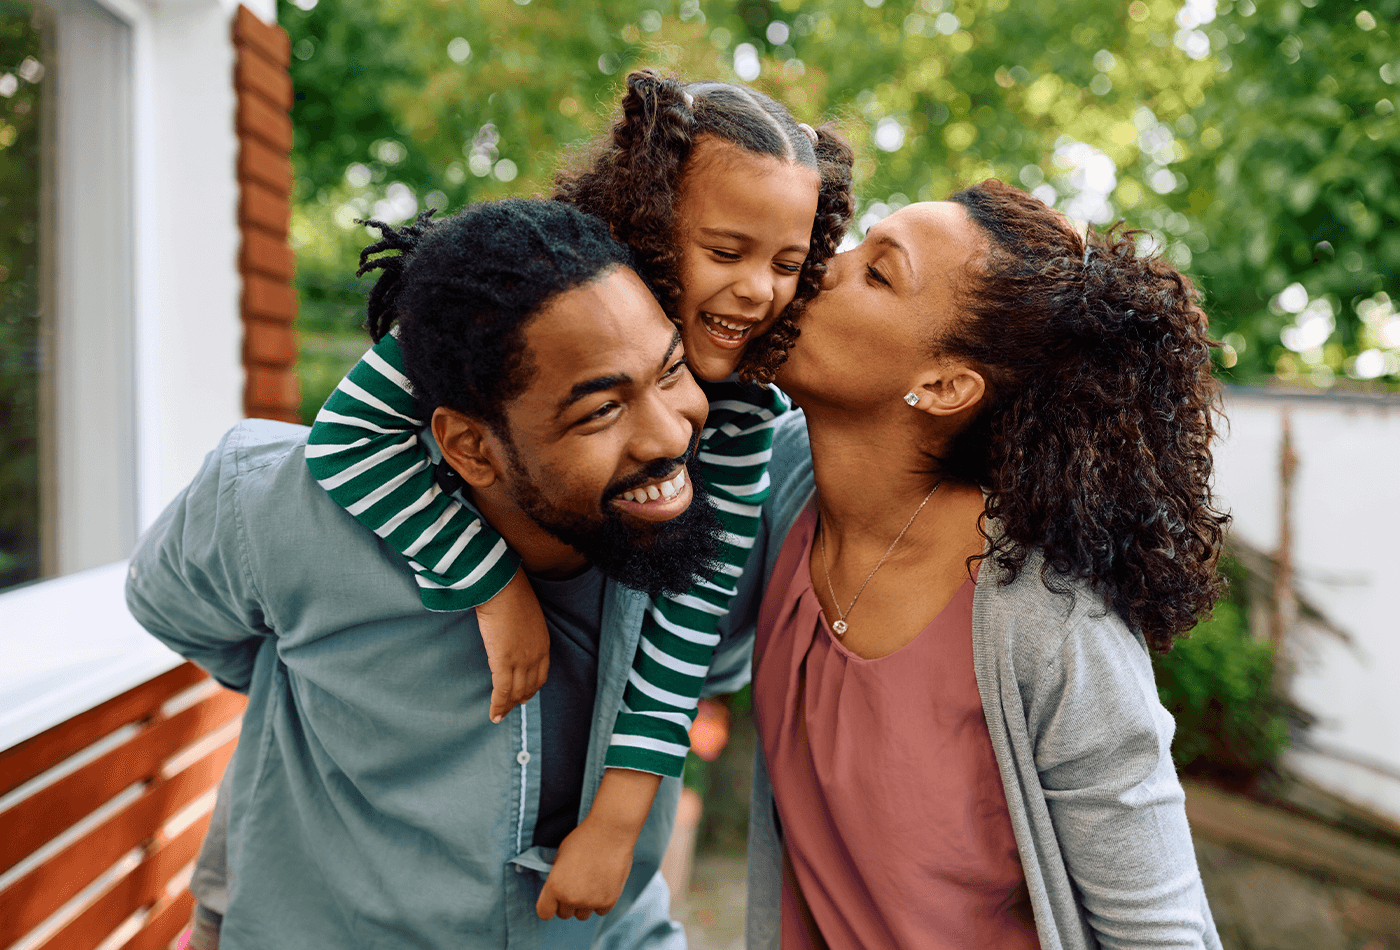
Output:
top-left (700, 311), bottom-right (757, 350)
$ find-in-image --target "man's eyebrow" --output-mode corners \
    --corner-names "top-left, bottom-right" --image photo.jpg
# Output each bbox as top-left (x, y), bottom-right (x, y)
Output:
top-left (554, 331), bottom-right (683, 420)
top-left (698, 227), bottom-right (809, 256)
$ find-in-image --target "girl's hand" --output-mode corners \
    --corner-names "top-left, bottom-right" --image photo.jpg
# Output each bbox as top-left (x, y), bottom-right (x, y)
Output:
top-left (477, 568), bottom-right (550, 723)
top-left (535, 818), bottom-right (635, 921)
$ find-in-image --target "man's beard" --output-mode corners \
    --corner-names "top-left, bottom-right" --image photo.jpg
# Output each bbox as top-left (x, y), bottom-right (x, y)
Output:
top-left (504, 446), bottom-right (725, 598)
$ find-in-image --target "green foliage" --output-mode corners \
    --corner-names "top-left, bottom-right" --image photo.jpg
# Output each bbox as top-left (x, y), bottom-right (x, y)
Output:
top-left (280, 0), bottom-right (1399, 423)
top-left (0, 2), bottom-right (45, 589)
top-left (1154, 564), bottom-right (1291, 779)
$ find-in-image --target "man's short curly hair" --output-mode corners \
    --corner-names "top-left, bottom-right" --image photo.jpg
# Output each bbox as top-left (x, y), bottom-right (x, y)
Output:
top-left (554, 69), bottom-right (855, 384)
top-left (941, 180), bottom-right (1231, 652)
top-left (356, 199), bottom-right (634, 431)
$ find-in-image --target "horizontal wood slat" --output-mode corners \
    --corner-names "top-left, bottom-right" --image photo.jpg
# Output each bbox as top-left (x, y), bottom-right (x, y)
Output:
top-left (235, 44), bottom-right (294, 113)
top-left (34, 811), bottom-right (210, 950)
top-left (239, 181), bottom-right (292, 237)
top-left (240, 229), bottom-right (296, 282)
top-left (233, 5), bottom-right (290, 69)
top-left (243, 273), bottom-right (298, 324)
top-left (0, 735), bottom-right (237, 948)
top-left (0, 690), bottom-right (245, 876)
top-left (0, 664), bottom-right (207, 797)
top-left (236, 88), bottom-right (294, 155)
top-left (121, 891), bottom-right (195, 950)
top-left (237, 135), bottom-right (294, 197)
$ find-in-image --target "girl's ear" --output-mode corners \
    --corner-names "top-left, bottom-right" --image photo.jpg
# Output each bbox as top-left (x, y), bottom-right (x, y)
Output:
top-left (432, 407), bottom-right (503, 489)
top-left (903, 360), bottom-right (986, 418)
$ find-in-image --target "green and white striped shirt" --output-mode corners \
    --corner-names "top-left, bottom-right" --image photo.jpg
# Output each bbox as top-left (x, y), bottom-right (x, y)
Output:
top-left (306, 333), bottom-right (786, 777)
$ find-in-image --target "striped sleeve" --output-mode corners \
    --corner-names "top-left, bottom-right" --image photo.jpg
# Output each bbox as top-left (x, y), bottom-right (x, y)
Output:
top-left (605, 381), bottom-right (791, 776)
top-left (304, 332), bottom-right (520, 611)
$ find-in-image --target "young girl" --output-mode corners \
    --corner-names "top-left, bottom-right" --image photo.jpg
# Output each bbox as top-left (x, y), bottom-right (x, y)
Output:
top-left (306, 70), bottom-right (853, 920)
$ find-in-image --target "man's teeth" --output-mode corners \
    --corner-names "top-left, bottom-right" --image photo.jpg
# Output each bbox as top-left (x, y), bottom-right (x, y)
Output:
top-left (621, 468), bottom-right (687, 504)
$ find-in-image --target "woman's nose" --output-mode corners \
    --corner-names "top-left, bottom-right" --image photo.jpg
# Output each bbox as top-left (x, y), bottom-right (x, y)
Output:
top-left (820, 250), bottom-right (853, 291)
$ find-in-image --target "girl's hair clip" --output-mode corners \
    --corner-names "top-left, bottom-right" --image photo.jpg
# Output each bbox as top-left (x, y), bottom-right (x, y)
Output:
top-left (682, 91), bottom-right (694, 108)
top-left (798, 122), bottom-right (818, 145)
top-left (1082, 243), bottom-right (1092, 266)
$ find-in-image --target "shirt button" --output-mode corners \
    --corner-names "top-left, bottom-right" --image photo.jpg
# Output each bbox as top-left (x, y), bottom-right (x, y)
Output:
top-left (516, 750), bottom-right (531, 765)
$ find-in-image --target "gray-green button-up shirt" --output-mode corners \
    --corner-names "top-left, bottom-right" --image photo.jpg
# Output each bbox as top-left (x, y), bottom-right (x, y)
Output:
top-left (126, 419), bottom-right (769, 950)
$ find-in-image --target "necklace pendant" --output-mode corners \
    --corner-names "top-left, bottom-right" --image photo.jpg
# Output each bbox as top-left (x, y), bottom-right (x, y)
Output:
top-left (832, 619), bottom-right (848, 637)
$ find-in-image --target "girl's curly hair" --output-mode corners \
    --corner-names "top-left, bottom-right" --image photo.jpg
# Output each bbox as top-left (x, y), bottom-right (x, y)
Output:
top-left (554, 69), bottom-right (854, 384)
top-left (941, 180), bottom-right (1230, 651)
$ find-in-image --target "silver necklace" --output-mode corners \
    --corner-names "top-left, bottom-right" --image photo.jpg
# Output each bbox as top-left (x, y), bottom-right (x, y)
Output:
top-left (817, 481), bottom-right (941, 637)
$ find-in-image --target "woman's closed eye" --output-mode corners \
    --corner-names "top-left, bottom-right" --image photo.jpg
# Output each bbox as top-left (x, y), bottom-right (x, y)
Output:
top-left (866, 263), bottom-right (891, 287)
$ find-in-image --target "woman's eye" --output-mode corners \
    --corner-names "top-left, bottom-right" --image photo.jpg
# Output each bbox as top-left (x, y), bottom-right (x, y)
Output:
top-left (866, 263), bottom-right (891, 287)
top-left (775, 262), bottom-right (802, 275)
top-left (710, 248), bottom-right (741, 261)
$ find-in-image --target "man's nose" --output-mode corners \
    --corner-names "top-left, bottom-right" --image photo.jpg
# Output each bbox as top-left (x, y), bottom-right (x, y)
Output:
top-left (631, 386), bottom-right (701, 464)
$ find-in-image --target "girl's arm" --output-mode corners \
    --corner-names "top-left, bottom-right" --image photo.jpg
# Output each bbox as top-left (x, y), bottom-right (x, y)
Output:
top-left (306, 333), bottom-right (547, 720)
top-left (536, 382), bottom-right (790, 919)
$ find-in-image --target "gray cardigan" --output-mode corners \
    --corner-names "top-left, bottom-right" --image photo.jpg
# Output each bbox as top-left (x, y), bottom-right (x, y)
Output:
top-left (747, 412), bottom-right (1222, 950)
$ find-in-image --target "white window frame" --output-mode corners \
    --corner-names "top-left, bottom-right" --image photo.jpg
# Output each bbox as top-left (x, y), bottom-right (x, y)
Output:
top-left (0, 0), bottom-right (275, 751)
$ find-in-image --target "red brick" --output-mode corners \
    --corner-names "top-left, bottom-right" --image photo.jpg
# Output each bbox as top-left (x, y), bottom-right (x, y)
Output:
top-left (244, 319), bottom-right (298, 368)
top-left (240, 230), bottom-right (295, 282)
top-left (243, 274), bottom-right (297, 323)
top-left (233, 5), bottom-right (290, 69)
top-left (238, 136), bottom-right (294, 197)
top-left (236, 44), bottom-right (294, 113)
top-left (245, 366), bottom-right (300, 413)
top-left (236, 89), bottom-right (294, 155)
top-left (239, 182), bottom-right (291, 237)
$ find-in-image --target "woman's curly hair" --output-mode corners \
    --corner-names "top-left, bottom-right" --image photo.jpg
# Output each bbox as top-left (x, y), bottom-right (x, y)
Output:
top-left (554, 69), bottom-right (854, 383)
top-left (941, 180), bottom-right (1230, 651)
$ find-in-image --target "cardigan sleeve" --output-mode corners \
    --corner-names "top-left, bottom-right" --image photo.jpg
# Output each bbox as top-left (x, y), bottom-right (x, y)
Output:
top-left (1028, 613), bottom-right (1220, 949)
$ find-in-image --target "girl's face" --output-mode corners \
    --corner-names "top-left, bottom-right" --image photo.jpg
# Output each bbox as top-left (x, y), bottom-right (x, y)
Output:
top-left (673, 138), bottom-right (821, 381)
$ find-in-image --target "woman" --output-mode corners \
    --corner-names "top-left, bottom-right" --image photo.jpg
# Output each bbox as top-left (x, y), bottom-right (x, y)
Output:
top-left (747, 180), bottom-right (1228, 949)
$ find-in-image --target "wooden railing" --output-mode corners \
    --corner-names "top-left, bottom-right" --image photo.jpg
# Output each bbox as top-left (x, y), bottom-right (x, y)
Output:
top-left (0, 663), bottom-right (244, 950)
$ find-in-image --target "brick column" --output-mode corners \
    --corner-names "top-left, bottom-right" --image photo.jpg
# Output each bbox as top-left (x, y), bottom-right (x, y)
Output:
top-left (233, 6), bottom-right (299, 423)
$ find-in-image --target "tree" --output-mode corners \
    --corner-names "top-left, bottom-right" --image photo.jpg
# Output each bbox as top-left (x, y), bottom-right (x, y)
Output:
top-left (278, 0), bottom-right (1399, 418)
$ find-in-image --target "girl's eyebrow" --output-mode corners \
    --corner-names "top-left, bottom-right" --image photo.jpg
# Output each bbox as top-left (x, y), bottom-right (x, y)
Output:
top-left (697, 227), bottom-right (809, 255)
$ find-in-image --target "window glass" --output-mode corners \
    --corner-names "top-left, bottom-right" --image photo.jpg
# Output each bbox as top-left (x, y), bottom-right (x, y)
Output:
top-left (0, 1), bottom-right (47, 591)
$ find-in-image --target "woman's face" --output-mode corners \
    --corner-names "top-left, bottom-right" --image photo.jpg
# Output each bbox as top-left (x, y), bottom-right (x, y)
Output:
top-left (673, 138), bottom-right (820, 382)
top-left (776, 201), bottom-right (983, 409)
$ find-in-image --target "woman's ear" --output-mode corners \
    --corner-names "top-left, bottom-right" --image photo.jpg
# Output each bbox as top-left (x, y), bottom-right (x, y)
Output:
top-left (432, 407), bottom-right (503, 489)
top-left (904, 360), bottom-right (985, 417)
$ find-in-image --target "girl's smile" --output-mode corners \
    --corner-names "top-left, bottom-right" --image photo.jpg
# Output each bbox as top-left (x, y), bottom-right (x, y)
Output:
top-left (673, 137), bottom-right (821, 381)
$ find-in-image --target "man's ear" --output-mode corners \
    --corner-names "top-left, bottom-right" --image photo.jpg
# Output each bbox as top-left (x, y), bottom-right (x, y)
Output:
top-left (905, 360), bottom-right (986, 418)
top-left (432, 407), bottom-right (505, 489)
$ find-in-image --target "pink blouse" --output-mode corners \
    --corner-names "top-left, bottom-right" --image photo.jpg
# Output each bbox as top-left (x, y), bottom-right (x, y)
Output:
top-left (752, 501), bottom-right (1040, 950)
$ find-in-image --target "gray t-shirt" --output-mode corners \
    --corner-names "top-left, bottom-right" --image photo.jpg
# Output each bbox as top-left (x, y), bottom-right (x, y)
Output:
top-left (529, 566), bottom-right (607, 849)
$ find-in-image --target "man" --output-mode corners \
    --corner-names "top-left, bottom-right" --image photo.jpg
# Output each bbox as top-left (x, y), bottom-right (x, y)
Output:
top-left (126, 200), bottom-right (778, 949)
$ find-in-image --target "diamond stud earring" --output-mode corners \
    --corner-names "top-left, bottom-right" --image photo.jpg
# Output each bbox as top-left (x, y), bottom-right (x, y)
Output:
top-left (903, 392), bottom-right (920, 407)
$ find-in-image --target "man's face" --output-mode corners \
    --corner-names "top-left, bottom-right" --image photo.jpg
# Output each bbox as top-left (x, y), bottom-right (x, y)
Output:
top-left (493, 266), bottom-right (720, 595)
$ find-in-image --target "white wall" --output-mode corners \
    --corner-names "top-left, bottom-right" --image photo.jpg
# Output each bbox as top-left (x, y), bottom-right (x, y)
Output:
top-left (1214, 387), bottom-right (1400, 820)
top-left (0, 0), bottom-right (276, 750)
